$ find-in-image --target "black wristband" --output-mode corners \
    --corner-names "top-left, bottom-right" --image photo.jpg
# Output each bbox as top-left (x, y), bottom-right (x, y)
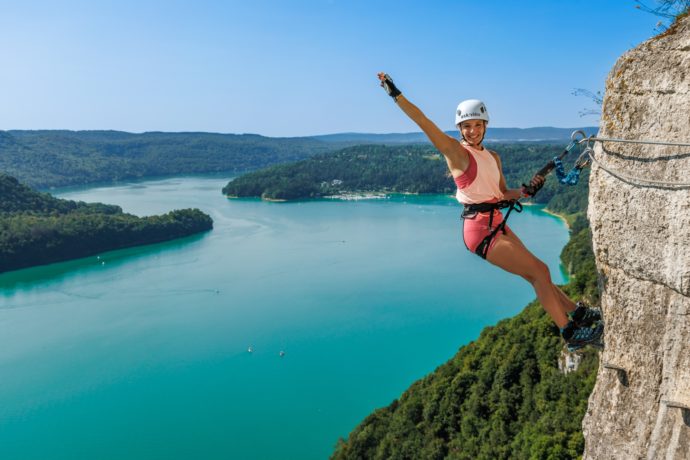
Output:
top-left (380, 74), bottom-right (402, 100)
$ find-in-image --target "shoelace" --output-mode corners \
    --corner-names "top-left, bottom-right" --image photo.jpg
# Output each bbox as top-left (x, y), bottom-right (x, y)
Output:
top-left (571, 326), bottom-right (601, 342)
top-left (579, 308), bottom-right (601, 323)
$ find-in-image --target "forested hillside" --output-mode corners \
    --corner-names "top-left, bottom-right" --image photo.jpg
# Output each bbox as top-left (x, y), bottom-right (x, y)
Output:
top-left (223, 143), bottom-right (590, 210)
top-left (0, 174), bottom-right (213, 273)
top-left (332, 298), bottom-right (598, 459)
top-left (0, 130), bottom-right (337, 188)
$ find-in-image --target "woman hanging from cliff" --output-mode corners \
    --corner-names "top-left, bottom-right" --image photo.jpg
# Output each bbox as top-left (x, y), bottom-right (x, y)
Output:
top-left (377, 73), bottom-right (603, 351)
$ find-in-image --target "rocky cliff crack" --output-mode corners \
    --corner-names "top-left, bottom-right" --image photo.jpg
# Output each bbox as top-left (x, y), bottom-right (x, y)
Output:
top-left (599, 261), bottom-right (690, 299)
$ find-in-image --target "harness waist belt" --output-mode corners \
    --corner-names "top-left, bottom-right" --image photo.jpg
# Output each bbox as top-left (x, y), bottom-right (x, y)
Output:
top-left (461, 199), bottom-right (523, 259)
top-left (462, 200), bottom-right (516, 217)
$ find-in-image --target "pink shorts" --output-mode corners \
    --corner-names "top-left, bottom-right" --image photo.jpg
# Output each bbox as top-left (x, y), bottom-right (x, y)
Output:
top-left (462, 210), bottom-right (512, 256)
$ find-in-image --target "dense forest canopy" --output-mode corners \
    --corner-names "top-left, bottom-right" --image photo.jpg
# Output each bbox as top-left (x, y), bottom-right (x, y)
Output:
top-left (0, 173), bottom-right (212, 273)
top-left (0, 130), bottom-right (340, 189)
top-left (223, 143), bottom-right (590, 214)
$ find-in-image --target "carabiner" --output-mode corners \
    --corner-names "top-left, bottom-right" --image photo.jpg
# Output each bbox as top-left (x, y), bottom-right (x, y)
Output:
top-left (575, 150), bottom-right (592, 169)
top-left (566, 130), bottom-right (588, 152)
top-left (571, 130), bottom-right (587, 144)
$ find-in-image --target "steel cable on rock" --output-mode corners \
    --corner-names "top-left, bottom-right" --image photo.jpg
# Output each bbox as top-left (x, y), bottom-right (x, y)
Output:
top-left (579, 136), bottom-right (690, 189)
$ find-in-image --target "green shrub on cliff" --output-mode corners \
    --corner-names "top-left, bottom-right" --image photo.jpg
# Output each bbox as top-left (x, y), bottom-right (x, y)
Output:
top-left (332, 297), bottom-right (598, 460)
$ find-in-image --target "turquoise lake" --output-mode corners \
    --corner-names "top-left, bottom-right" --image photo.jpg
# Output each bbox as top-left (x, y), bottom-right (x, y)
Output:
top-left (0, 176), bottom-right (568, 459)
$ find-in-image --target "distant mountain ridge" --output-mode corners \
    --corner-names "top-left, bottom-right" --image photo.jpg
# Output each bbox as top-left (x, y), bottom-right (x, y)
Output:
top-left (0, 130), bottom-right (338, 189)
top-left (313, 127), bottom-right (599, 144)
top-left (0, 128), bottom-right (597, 189)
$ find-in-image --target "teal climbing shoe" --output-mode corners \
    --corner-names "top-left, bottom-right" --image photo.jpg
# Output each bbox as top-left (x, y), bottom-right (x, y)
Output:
top-left (561, 320), bottom-right (605, 352)
top-left (568, 301), bottom-right (603, 328)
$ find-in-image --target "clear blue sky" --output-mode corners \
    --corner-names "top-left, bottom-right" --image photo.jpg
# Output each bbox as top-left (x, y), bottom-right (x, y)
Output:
top-left (0, 0), bottom-right (667, 136)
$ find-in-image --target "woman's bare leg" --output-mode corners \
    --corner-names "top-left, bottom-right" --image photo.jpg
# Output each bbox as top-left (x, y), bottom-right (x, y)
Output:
top-left (485, 233), bottom-right (570, 328)
top-left (501, 229), bottom-right (577, 313)
top-left (553, 285), bottom-right (576, 312)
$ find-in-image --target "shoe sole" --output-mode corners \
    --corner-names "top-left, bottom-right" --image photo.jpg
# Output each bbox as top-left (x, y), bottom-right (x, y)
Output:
top-left (574, 315), bottom-right (604, 329)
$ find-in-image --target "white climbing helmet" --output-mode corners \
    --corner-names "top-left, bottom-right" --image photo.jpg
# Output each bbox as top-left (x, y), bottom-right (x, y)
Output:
top-left (455, 99), bottom-right (489, 126)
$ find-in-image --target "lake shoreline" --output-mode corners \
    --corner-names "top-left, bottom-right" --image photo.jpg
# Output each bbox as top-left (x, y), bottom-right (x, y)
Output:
top-left (232, 191), bottom-right (571, 233)
top-left (540, 207), bottom-right (571, 231)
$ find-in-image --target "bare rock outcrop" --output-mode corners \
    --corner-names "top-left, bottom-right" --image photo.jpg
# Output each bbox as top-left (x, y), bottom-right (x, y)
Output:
top-left (583, 14), bottom-right (690, 460)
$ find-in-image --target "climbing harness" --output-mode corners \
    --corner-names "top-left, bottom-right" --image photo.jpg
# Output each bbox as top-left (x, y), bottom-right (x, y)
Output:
top-left (460, 134), bottom-right (690, 260)
top-left (462, 134), bottom-right (587, 257)
top-left (461, 200), bottom-right (523, 259)
top-left (578, 136), bottom-right (690, 189)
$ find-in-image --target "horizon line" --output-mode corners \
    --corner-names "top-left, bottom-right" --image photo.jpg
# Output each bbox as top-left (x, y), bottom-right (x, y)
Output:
top-left (2, 125), bottom-right (601, 138)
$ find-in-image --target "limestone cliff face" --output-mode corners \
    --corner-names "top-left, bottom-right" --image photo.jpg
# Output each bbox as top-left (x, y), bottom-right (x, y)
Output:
top-left (583, 14), bottom-right (690, 460)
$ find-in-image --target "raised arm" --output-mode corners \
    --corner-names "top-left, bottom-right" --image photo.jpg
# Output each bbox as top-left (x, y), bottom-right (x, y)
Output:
top-left (395, 95), bottom-right (456, 154)
top-left (378, 73), bottom-right (467, 171)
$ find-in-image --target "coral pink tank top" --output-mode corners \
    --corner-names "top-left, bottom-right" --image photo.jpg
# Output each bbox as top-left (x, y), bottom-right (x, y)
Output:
top-left (453, 144), bottom-right (504, 204)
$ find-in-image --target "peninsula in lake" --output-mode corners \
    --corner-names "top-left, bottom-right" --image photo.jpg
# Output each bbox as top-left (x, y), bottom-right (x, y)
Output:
top-left (222, 143), bottom-right (589, 218)
top-left (0, 173), bottom-right (212, 273)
